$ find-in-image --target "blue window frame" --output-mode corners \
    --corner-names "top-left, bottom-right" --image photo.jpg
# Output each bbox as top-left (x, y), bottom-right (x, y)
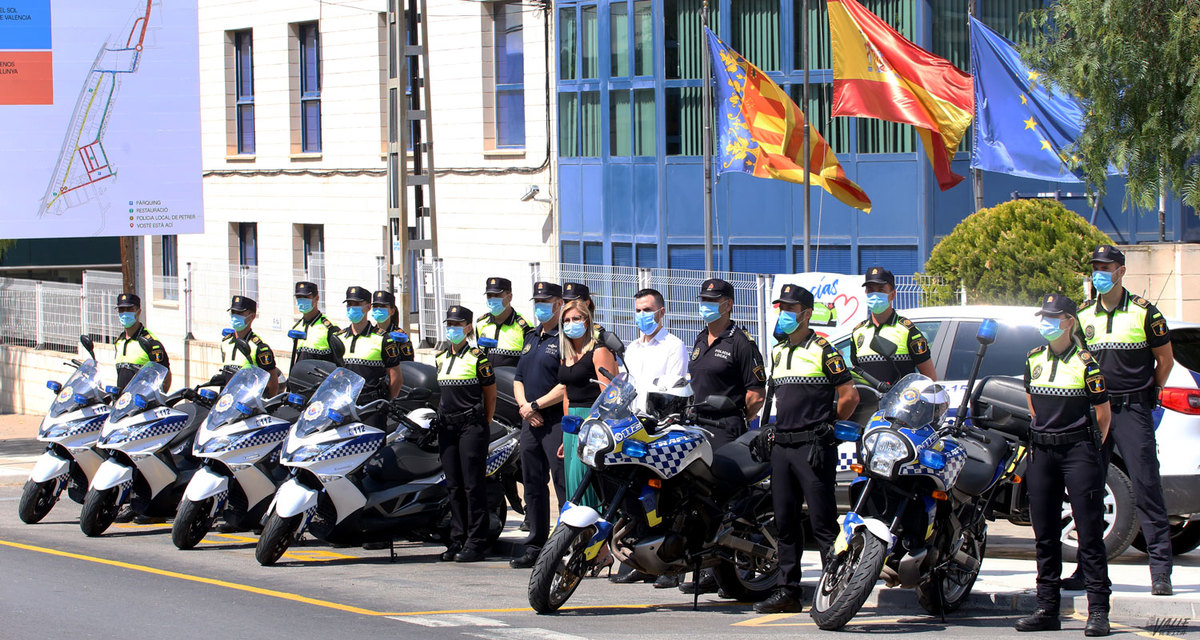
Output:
top-left (234, 30), bottom-right (254, 154)
top-left (299, 23), bottom-right (321, 153)
top-left (494, 2), bottom-right (525, 148)
top-left (583, 241), bottom-right (604, 265)
top-left (731, 245), bottom-right (786, 274)
top-left (859, 245), bottom-right (918, 275)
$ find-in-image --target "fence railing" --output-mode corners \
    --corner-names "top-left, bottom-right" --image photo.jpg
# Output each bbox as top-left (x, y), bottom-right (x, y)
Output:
top-left (0, 270), bottom-right (124, 352)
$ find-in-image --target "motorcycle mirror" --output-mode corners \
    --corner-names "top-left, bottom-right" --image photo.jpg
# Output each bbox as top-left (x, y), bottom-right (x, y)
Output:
top-left (869, 335), bottom-right (898, 358)
top-left (976, 318), bottom-right (998, 345)
top-left (598, 367), bottom-right (616, 381)
top-left (406, 387), bottom-right (432, 401)
top-left (704, 394), bottom-right (736, 413)
top-left (287, 329), bottom-right (307, 340)
top-left (233, 338), bottom-right (254, 362)
top-left (389, 331), bottom-right (409, 344)
top-left (79, 334), bottom-right (96, 360)
top-left (601, 330), bottom-right (625, 356)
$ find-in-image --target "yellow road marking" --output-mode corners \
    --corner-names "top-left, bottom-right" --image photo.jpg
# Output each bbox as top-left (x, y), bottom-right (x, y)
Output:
top-left (194, 532), bottom-right (357, 562)
top-left (733, 614), bottom-right (913, 628)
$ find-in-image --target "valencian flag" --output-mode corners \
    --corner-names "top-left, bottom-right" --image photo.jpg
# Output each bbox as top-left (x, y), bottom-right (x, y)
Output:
top-left (706, 28), bottom-right (871, 213)
top-left (827, 0), bottom-right (974, 190)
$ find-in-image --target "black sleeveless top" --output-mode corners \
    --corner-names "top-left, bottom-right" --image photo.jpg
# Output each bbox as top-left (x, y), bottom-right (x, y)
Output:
top-left (559, 348), bottom-right (601, 405)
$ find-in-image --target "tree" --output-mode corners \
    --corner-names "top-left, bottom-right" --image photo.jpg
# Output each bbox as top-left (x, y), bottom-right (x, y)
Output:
top-left (1024, 1), bottom-right (1200, 210)
top-left (921, 199), bottom-right (1114, 306)
top-left (0, 239), bottom-right (13, 261)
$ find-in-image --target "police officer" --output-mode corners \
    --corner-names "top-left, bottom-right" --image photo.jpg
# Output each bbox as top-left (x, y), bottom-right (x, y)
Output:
top-left (340, 286), bottom-right (404, 428)
top-left (475, 277), bottom-right (532, 368)
top-left (113, 293), bottom-right (171, 393)
top-left (1064, 245), bottom-right (1174, 596)
top-left (562, 282), bottom-right (624, 358)
top-left (754, 285), bottom-right (859, 613)
top-left (435, 305), bottom-right (496, 563)
top-left (683, 277), bottom-right (765, 595)
top-left (370, 290), bottom-right (414, 362)
top-left (850, 266), bottom-right (936, 386)
top-left (221, 295), bottom-right (281, 395)
top-left (1016, 293), bottom-right (1111, 636)
top-left (290, 282), bottom-right (340, 365)
top-left (510, 281), bottom-right (568, 569)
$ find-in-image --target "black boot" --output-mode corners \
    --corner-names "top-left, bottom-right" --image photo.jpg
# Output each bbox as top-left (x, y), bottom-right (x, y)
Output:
top-left (1059, 570), bottom-right (1085, 591)
top-left (611, 568), bottom-right (654, 584)
top-left (1152, 573), bottom-right (1173, 596)
top-left (439, 543), bottom-right (462, 562)
top-left (1084, 610), bottom-right (1110, 637)
top-left (509, 547), bottom-right (539, 569)
top-left (678, 571), bottom-right (718, 594)
top-left (1014, 609), bottom-right (1061, 632)
top-left (754, 588), bottom-right (801, 614)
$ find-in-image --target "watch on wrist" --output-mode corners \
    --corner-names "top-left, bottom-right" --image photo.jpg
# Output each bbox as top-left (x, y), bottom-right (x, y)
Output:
top-left (531, 400), bottom-right (540, 411)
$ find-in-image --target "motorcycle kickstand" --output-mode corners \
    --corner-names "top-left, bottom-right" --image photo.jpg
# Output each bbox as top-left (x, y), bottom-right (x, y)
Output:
top-left (691, 562), bottom-right (701, 612)
top-left (935, 570), bottom-right (946, 624)
top-left (390, 539), bottom-right (396, 563)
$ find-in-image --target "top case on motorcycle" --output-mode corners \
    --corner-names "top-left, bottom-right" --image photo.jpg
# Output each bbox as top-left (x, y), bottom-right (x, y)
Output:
top-left (492, 366), bottom-right (520, 427)
top-left (953, 431), bottom-right (1011, 496)
top-left (364, 438), bottom-right (442, 485)
top-left (397, 361), bottom-right (441, 410)
top-left (710, 430), bottom-right (770, 485)
top-left (286, 359), bottom-right (338, 397)
top-left (969, 375), bottom-right (1032, 440)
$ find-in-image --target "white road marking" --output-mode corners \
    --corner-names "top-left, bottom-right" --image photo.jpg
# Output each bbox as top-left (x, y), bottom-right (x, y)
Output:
top-left (388, 614), bottom-right (511, 628)
top-left (463, 630), bottom-right (588, 640)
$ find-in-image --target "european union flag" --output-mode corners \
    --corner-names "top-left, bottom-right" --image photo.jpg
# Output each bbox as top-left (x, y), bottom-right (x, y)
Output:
top-left (970, 16), bottom-right (1093, 183)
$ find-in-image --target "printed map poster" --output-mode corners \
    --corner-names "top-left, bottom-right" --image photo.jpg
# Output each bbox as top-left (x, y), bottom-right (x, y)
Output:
top-left (1, 0), bottom-right (202, 238)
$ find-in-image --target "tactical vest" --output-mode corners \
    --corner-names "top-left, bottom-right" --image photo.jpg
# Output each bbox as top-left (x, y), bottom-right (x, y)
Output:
top-left (222, 333), bottom-right (268, 370)
top-left (436, 346), bottom-right (487, 386)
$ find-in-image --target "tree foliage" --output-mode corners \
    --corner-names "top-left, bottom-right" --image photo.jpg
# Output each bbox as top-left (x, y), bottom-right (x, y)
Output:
top-left (922, 199), bottom-right (1113, 306)
top-left (0, 239), bottom-right (13, 261)
top-left (1024, 0), bottom-right (1200, 210)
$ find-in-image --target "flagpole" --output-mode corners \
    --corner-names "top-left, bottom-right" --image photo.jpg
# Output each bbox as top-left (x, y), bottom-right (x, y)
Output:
top-left (801, 0), bottom-right (812, 272)
top-left (969, 0), bottom-right (983, 212)
top-left (701, 0), bottom-right (714, 274)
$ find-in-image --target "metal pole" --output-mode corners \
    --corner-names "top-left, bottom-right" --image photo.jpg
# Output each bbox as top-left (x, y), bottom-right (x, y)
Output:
top-left (184, 262), bottom-right (193, 386)
top-left (701, 0), bottom-right (714, 274)
top-left (756, 274), bottom-right (770, 363)
top-left (969, 1), bottom-right (983, 213)
top-left (801, 0), bottom-right (811, 272)
top-left (34, 281), bottom-right (44, 348)
top-left (529, 261), bottom-right (541, 286)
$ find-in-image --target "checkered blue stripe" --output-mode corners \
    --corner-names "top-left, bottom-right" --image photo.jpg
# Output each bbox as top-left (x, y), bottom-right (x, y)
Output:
top-left (63, 415), bottom-right (107, 438)
top-left (1087, 341), bottom-right (1147, 351)
top-left (897, 445), bottom-right (968, 489)
top-left (836, 449), bottom-right (859, 471)
top-left (606, 436), bottom-right (703, 478)
top-left (228, 423), bottom-right (290, 451)
top-left (132, 415), bottom-right (189, 441)
top-left (313, 433), bottom-right (384, 462)
top-left (855, 354), bottom-right (912, 363)
top-left (486, 439), bottom-right (518, 476)
top-left (1029, 385), bottom-right (1087, 397)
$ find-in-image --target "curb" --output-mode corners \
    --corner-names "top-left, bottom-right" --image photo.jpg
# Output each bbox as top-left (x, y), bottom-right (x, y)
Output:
top-left (872, 585), bottom-right (1200, 619)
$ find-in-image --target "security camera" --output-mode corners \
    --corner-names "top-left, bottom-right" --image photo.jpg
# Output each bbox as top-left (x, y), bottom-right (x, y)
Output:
top-left (520, 185), bottom-right (540, 202)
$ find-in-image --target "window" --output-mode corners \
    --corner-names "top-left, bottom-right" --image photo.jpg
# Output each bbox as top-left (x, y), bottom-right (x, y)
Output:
top-left (633, 0), bottom-right (652, 76)
top-left (795, 245), bottom-right (852, 273)
top-left (636, 244), bottom-right (657, 268)
top-left (611, 2), bottom-right (629, 76)
top-left (559, 7), bottom-right (577, 80)
top-left (301, 224), bottom-right (325, 296)
top-left (788, 83), bottom-right (849, 155)
top-left (557, 90), bottom-right (600, 157)
top-left (859, 245), bottom-right (918, 275)
top-left (581, 5), bottom-right (599, 79)
top-left (610, 0), bottom-right (653, 77)
top-left (559, 93), bottom-right (579, 156)
top-left (235, 222), bottom-right (258, 299)
top-left (583, 241), bottom-right (603, 265)
top-left (580, 91), bottom-right (602, 156)
top-left (665, 87), bottom-right (705, 155)
top-left (731, 245), bottom-right (786, 274)
top-left (731, 0), bottom-right (780, 72)
top-left (493, 2), bottom-right (525, 148)
top-left (233, 30), bottom-right (254, 154)
top-left (610, 89), bottom-right (656, 156)
top-left (299, 23), bottom-right (321, 153)
top-left (613, 242), bottom-right (634, 267)
top-left (945, 321), bottom-right (1041, 381)
top-left (151, 235), bottom-right (178, 301)
top-left (794, 0), bottom-right (831, 70)
top-left (561, 242), bottom-right (582, 264)
top-left (665, 0), bottom-right (718, 80)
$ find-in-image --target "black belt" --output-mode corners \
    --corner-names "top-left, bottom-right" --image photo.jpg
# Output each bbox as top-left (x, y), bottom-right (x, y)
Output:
top-left (773, 423), bottom-right (833, 447)
top-left (439, 406), bottom-right (483, 428)
top-left (1109, 387), bottom-right (1155, 409)
top-left (1030, 428), bottom-right (1091, 446)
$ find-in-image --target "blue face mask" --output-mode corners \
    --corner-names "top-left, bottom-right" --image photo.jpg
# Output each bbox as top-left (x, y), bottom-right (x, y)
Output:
top-left (534, 302), bottom-right (555, 324)
top-left (445, 326), bottom-right (466, 344)
top-left (346, 306), bottom-right (365, 324)
top-left (296, 298), bottom-right (314, 314)
top-left (370, 307), bottom-right (390, 324)
top-left (1092, 270), bottom-right (1116, 294)
top-left (866, 292), bottom-right (890, 314)
top-left (486, 297), bottom-right (507, 315)
top-left (635, 311), bottom-right (659, 336)
top-left (230, 314), bottom-right (248, 332)
top-left (118, 312), bottom-right (137, 329)
top-left (776, 310), bottom-right (800, 335)
top-left (563, 320), bottom-right (587, 339)
top-left (699, 301), bottom-right (722, 324)
top-left (1039, 317), bottom-right (1064, 341)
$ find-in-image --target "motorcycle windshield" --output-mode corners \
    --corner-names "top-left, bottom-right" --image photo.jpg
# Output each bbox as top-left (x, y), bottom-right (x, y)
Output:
top-left (876, 373), bottom-right (949, 430)
top-left (589, 373), bottom-right (637, 423)
top-left (110, 362), bottom-right (169, 421)
top-left (295, 367), bottom-right (364, 436)
top-left (49, 359), bottom-right (102, 418)
top-left (209, 367), bottom-right (270, 428)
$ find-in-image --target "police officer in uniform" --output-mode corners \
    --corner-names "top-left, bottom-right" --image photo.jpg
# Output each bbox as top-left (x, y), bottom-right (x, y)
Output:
top-left (683, 278), bottom-right (766, 595)
top-left (850, 267), bottom-right (936, 386)
top-left (755, 285), bottom-right (859, 613)
top-left (221, 296), bottom-right (281, 395)
top-left (113, 293), bottom-right (171, 393)
top-left (562, 282), bottom-right (624, 359)
top-left (370, 290), bottom-right (414, 362)
top-left (290, 282), bottom-right (340, 365)
top-left (1016, 293), bottom-right (1111, 636)
top-left (340, 286), bottom-right (404, 428)
top-left (475, 277), bottom-right (532, 368)
top-left (1062, 245), bottom-right (1174, 596)
top-left (435, 305), bottom-right (496, 563)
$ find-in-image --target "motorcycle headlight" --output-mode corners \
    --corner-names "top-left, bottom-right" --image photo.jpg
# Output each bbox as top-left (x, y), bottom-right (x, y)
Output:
top-left (863, 431), bottom-right (910, 477)
top-left (286, 443), bottom-right (332, 463)
top-left (198, 436), bottom-right (235, 455)
top-left (578, 420), bottom-right (614, 468)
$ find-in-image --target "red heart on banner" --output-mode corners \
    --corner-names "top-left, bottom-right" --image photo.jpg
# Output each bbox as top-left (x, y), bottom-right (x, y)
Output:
top-left (832, 293), bottom-right (860, 326)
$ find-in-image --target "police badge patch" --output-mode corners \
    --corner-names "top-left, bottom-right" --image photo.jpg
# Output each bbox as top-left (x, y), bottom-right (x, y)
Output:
top-left (753, 364), bottom-right (766, 382)
top-left (1084, 325), bottom-right (1095, 340)
top-left (911, 337), bottom-right (929, 355)
top-left (855, 333), bottom-right (864, 348)
top-left (522, 342), bottom-right (533, 355)
top-left (1086, 372), bottom-right (1106, 394)
top-left (479, 362), bottom-right (493, 378)
top-left (691, 346), bottom-right (701, 361)
top-left (826, 355), bottom-right (846, 375)
top-left (1032, 364), bottom-right (1043, 379)
top-left (1151, 317), bottom-right (1168, 338)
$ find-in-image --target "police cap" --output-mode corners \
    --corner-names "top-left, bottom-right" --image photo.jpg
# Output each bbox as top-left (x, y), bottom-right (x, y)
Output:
top-left (1036, 293), bottom-right (1077, 317)
top-left (563, 282), bottom-right (591, 301)
top-left (116, 293), bottom-right (140, 309)
top-left (773, 284), bottom-right (814, 307)
top-left (1090, 245), bottom-right (1125, 265)
top-left (445, 305), bottom-right (473, 324)
top-left (484, 277), bottom-right (512, 294)
top-left (295, 281), bottom-right (318, 297)
top-left (531, 281), bottom-right (563, 301)
top-left (372, 290), bottom-right (395, 307)
top-left (698, 278), bottom-right (735, 300)
top-left (344, 286), bottom-right (371, 304)
top-left (863, 266), bottom-right (895, 287)
top-left (229, 296), bottom-right (257, 313)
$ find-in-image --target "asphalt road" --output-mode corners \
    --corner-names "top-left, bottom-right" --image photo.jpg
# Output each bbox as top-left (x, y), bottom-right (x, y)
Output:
top-left (0, 484), bottom-right (1196, 640)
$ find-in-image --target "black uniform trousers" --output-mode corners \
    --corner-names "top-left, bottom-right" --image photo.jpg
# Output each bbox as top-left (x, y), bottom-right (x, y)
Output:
top-left (1109, 400), bottom-right (1172, 576)
top-left (439, 420), bottom-right (489, 551)
top-left (704, 414), bottom-right (748, 452)
top-left (772, 440), bottom-right (838, 591)
top-left (519, 415), bottom-right (566, 550)
top-left (1028, 439), bottom-right (1112, 612)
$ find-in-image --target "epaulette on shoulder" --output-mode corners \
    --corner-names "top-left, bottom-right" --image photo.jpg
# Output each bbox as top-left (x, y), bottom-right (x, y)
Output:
top-left (515, 315), bottom-right (531, 329)
top-left (320, 317), bottom-right (335, 329)
top-left (1027, 344), bottom-right (1047, 358)
top-left (1131, 294), bottom-right (1150, 309)
top-left (813, 335), bottom-right (831, 348)
top-left (741, 328), bottom-right (756, 343)
top-left (1077, 349), bottom-right (1094, 363)
top-left (853, 318), bottom-right (870, 330)
top-left (898, 317), bottom-right (915, 328)
top-left (1078, 298), bottom-right (1096, 311)
top-left (478, 313), bottom-right (493, 324)
top-left (249, 334), bottom-right (264, 345)
top-left (469, 347), bottom-right (484, 358)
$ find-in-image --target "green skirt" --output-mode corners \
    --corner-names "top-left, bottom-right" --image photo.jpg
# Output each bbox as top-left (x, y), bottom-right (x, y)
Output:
top-left (563, 406), bottom-right (599, 508)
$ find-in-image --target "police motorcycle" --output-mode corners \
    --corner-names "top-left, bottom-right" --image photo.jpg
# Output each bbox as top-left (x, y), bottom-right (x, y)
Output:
top-left (254, 366), bottom-right (517, 565)
top-left (812, 320), bottom-right (1024, 630)
top-left (79, 362), bottom-right (223, 536)
top-left (526, 371), bottom-right (779, 614)
top-left (19, 336), bottom-right (114, 524)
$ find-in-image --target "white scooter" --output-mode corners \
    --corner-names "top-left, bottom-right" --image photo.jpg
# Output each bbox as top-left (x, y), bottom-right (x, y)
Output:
top-left (19, 336), bottom-right (113, 524)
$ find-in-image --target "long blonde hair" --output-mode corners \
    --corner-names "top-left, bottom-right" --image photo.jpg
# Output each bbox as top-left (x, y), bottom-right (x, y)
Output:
top-left (559, 300), bottom-right (596, 363)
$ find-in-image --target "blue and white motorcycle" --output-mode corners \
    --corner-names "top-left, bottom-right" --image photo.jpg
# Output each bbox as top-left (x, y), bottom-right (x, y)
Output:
top-left (812, 320), bottom-right (1022, 629)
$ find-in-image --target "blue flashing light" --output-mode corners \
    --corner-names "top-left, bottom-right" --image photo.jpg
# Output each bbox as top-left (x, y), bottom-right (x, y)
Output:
top-left (560, 414), bottom-right (583, 435)
top-left (389, 332), bottom-right (409, 344)
top-left (476, 336), bottom-right (497, 348)
top-left (287, 393), bottom-right (305, 406)
top-left (199, 389), bottom-right (219, 401)
top-left (234, 401), bottom-right (252, 415)
top-left (132, 394), bottom-right (147, 409)
top-left (326, 409), bottom-right (343, 423)
top-left (918, 449), bottom-right (947, 470)
top-left (287, 330), bottom-right (307, 340)
top-left (47, 381), bottom-right (62, 392)
top-left (221, 328), bottom-right (235, 338)
top-left (977, 318), bottom-right (998, 345)
top-left (834, 421), bottom-right (862, 442)
top-left (73, 393), bottom-right (89, 405)
top-left (622, 440), bottom-right (648, 458)
top-left (105, 385), bottom-right (119, 395)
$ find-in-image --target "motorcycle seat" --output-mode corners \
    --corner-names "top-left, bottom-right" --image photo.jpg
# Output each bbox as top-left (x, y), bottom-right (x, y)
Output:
top-left (364, 438), bottom-right (442, 484)
top-left (165, 402), bottom-right (208, 451)
top-left (710, 430), bottom-right (769, 486)
top-left (953, 430), bottom-right (1011, 496)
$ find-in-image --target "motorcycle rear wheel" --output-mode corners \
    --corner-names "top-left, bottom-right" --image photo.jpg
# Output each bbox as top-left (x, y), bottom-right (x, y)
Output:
top-left (527, 524), bottom-right (595, 614)
top-left (172, 497), bottom-right (216, 550)
top-left (916, 532), bottom-right (986, 615)
top-left (256, 512), bottom-right (301, 566)
top-left (810, 530), bottom-right (886, 631)
top-left (18, 478), bottom-right (61, 524)
top-left (712, 509), bottom-right (779, 601)
top-left (79, 487), bottom-right (120, 537)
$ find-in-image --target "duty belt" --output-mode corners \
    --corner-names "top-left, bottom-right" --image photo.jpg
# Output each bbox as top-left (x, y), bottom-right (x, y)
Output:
top-left (440, 405), bottom-right (483, 428)
top-left (1108, 387), bottom-right (1155, 410)
top-left (1030, 428), bottom-right (1091, 447)
top-left (773, 423), bottom-right (832, 447)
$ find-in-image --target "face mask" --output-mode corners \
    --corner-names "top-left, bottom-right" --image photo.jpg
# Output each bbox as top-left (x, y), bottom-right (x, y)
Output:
top-left (230, 314), bottom-right (248, 332)
top-left (370, 308), bottom-right (390, 324)
top-left (563, 320), bottom-right (587, 339)
top-left (534, 302), bottom-right (555, 324)
top-left (866, 292), bottom-right (890, 314)
top-left (346, 306), bottom-right (365, 324)
top-left (118, 312), bottom-right (137, 328)
top-left (486, 297), bottom-right (507, 315)
top-left (1039, 317), bottom-right (1064, 341)
top-left (1092, 270), bottom-right (1116, 294)
top-left (296, 298), bottom-right (314, 314)
top-left (445, 326), bottom-right (466, 344)
top-left (776, 310), bottom-right (800, 335)
top-left (635, 311), bottom-right (659, 336)
top-left (699, 301), bottom-right (722, 324)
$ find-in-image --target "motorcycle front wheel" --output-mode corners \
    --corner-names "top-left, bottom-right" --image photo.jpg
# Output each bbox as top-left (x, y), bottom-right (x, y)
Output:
top-left (810, 529), bottom-right (886, 631)
top-left (79, 487), bottom-right (120, 537)
top-left (527, 524), bottom-right (596, 614)
top-left (18, 478), bottom-right (61, 524)
top-left (172, 497), bottom-right (216, 550)
top-left (256, 512), bottom-right (301, 566)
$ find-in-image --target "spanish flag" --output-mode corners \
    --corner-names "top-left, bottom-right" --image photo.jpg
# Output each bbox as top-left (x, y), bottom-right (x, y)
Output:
top-left (827, 0), bottom-right (974, 190)
top-left (706, 29), bottom-right (871, 213)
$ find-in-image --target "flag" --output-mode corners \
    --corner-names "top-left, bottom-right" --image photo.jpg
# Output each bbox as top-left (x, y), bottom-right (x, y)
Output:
top-left (827, 0), bottom-right (974, 190)
top-left (706, 28), bottom-right (871, 213)
top-left (970, 16), bottom-right (1101, 183)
